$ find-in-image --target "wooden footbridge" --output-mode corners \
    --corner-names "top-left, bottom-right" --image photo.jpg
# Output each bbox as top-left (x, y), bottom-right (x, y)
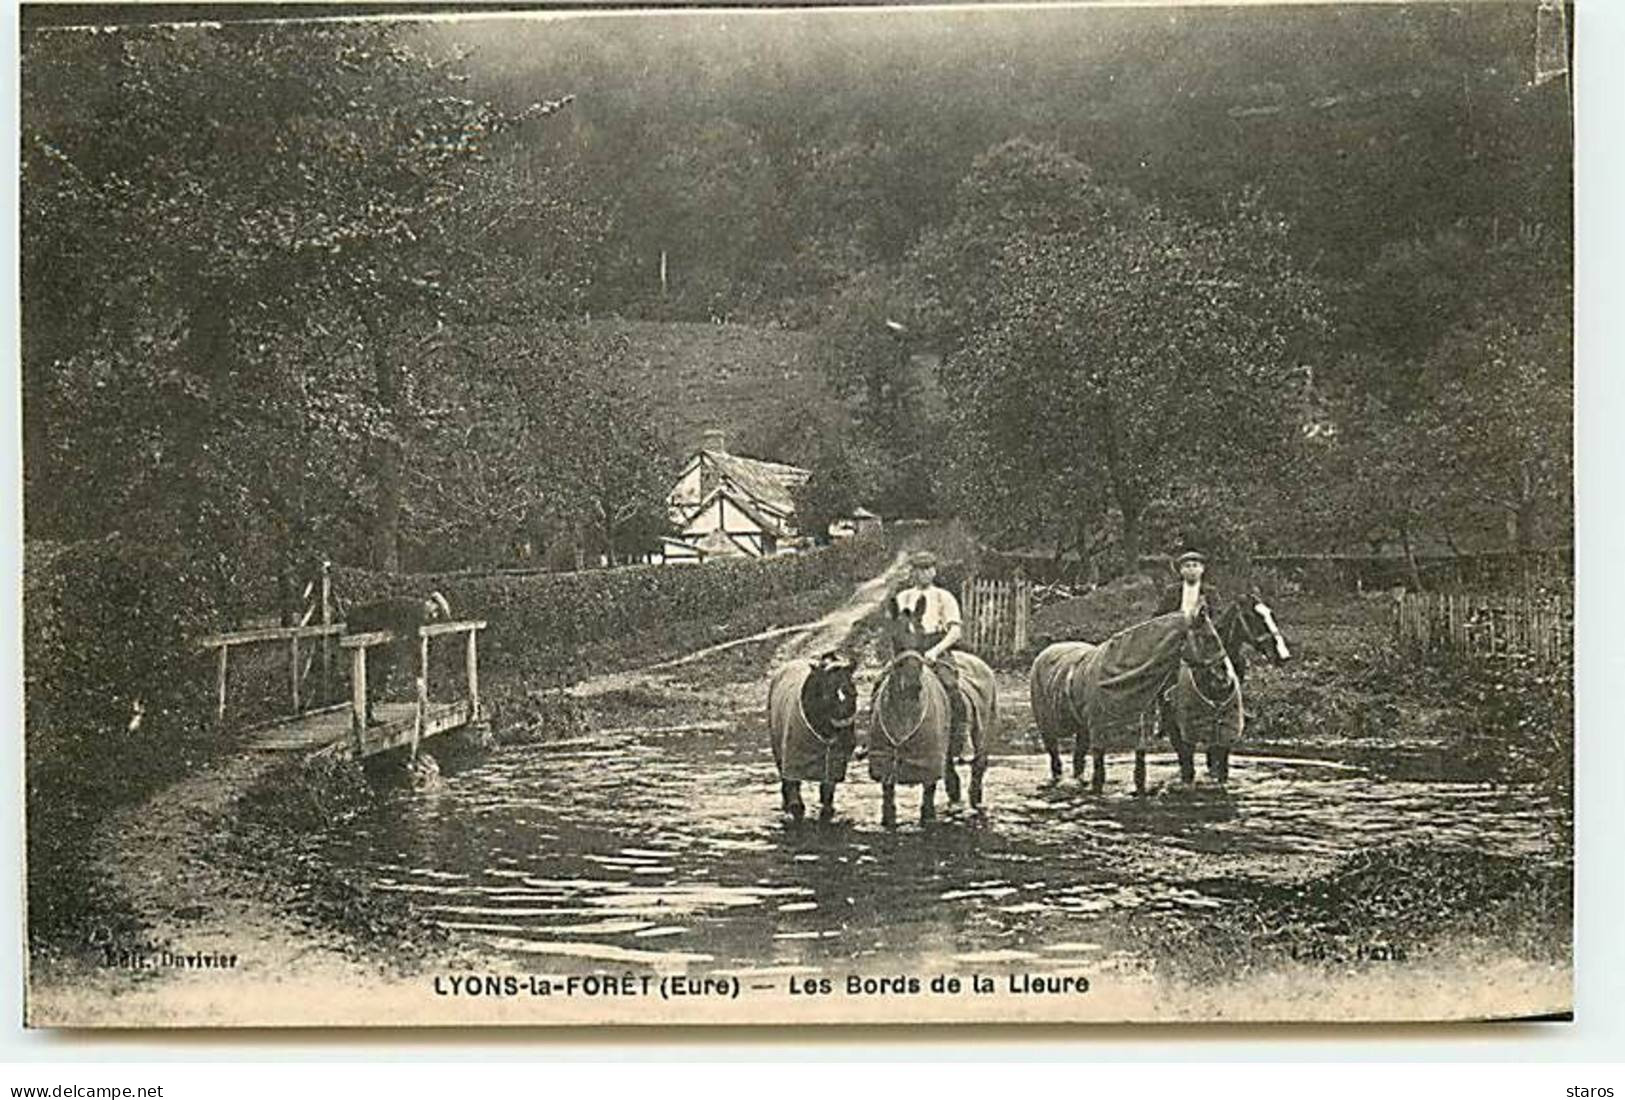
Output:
top-left (200, 606), bottom-right (489, 762)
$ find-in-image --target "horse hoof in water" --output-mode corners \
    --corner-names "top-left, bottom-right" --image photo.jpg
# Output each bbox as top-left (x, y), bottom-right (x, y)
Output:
top-left (818, 804), bottom-right (836, 824)
top-left (785, 803), bottom-right (806, 823)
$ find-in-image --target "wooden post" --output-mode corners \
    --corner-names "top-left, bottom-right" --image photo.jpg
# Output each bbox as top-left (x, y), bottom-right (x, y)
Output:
top-left (351, 645), bottom-right (368, 755)
top-left (414, 630), bottom-right (429, 760)
top-left (290, 635), bottom-right (301, 715)
top-left (215, 644), bottom-right (229, 726)
top-left (466, 628), bottom-right (481, 722)
top-left (1015, 579), bottom-right (1030, 654)
top-left (320, 559), bottom-right (333, 707)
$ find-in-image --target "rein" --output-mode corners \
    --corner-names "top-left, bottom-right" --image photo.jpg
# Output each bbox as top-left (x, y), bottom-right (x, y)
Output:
top-left (1181, 656), bottom-right (1239, 710)
top-left (1182, 611), bottom-right (1238, 705)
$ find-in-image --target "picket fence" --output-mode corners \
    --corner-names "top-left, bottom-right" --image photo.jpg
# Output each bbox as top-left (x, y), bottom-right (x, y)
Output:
top-left (1393, 592), bottom-right (1572, 664)
top-left (959, 576), bottom-right (1032, 659)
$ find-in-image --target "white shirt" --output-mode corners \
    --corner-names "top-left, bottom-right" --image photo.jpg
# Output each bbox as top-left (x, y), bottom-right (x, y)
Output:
top-left (1180, 580), bottom-right (1203, 618)
top-left (894, 585), bottom-right (962, 634)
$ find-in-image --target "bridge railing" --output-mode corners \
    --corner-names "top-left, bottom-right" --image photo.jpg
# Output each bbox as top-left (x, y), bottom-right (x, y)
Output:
top-left (340, 619), bottom-right (488, 757)
top-left (198, 622), bottom-right (348, 728)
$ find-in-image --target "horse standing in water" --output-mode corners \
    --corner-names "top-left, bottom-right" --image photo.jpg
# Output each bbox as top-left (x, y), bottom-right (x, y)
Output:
top-left (767, 653), bottom-right (859, 822)
top-left (868, 600), bottom-right (998, 826)
top-left (1156, 594), bottom-right (1292, 785)
top-left (1030, 602), bottom-right (1231, 795)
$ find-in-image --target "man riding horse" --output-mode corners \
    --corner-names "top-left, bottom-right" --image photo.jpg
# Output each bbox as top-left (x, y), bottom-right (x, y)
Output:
top-left (892, 550), bottom-right (970, 756)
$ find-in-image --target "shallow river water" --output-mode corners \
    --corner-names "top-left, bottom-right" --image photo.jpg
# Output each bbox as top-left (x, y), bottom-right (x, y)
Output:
top-left (309, 726), bottom-right (1565, 981)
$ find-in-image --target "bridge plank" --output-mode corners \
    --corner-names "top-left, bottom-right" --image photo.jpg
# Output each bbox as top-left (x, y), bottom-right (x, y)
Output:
top-left (200, 623), bottom-right (347, 649)
top-left (420, 619), bottom-right (487, 638)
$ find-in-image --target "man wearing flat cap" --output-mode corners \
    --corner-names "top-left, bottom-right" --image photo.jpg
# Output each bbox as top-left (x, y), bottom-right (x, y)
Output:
top-left (1156, 549), bottom-right (1219, 621)
top-left (893, 550), bottom-right (969, 750)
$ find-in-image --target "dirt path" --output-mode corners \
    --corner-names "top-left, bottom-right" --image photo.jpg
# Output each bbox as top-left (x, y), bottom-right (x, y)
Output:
top-left (566, 550), bottom-right (909, 701)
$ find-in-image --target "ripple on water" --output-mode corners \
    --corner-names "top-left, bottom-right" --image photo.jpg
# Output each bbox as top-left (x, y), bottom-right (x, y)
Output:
top-left (479, 935), bottom-right (713, 968)
top-left (312, 742), bottom-right (1562, 977)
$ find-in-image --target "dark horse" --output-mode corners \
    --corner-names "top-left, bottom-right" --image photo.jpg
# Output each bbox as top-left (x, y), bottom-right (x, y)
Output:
top-left (1155, 593), bottom-right (1292, 785)
top-left (867, 600), bottom-right (998, 826)
top-left (768, 653), bottom-right (859, 822)
top-left (1030, 603), bottom-right (1232, 795)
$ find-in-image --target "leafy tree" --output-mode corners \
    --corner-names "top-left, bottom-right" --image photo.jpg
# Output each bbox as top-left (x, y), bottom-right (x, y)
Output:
top-left (928, 142), bottom-right (1327, 565)
top-left (791, 433), bottom-right (886, 545)
top-left (812, 272), bottom-right (945, 518)
top-left (1424, 305), bottom-right (1572, 555)
top-left (22, 21), bottom-right (585, 596)
top-left (402, 324), bottom-right (675, 570)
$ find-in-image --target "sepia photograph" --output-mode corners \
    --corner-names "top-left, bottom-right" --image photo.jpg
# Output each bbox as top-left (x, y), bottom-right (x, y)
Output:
top-left (17, 0), bottom-right (1574, 1029)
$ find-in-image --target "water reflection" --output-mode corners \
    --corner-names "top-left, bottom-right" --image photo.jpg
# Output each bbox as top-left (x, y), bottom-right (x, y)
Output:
top-left (315, 734), bottom-right (1564, 976)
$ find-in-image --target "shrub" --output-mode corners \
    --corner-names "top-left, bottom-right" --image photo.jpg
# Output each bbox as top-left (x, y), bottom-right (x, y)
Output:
top-left (24, 536), bottom-right (230, 952)
top-left (329, 537), bottom-right (895, 676)
top-left (25, 535), bottom-right (218, 744)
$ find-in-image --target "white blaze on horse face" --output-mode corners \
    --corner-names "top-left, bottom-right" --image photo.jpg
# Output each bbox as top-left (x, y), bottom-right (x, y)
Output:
top-left (1255, 601), bottom-right (1291, 661)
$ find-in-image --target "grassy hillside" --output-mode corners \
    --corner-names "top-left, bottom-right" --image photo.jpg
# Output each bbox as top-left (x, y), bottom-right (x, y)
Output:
top-left (592, 319), bottom-right (844, 462)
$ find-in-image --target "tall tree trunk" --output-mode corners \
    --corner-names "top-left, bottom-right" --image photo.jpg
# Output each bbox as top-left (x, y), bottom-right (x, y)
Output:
top-left (1120, 503), bottom-right (1145, 573)
top-left (1515, 462), bottom-right (1540, 555)
top-left (1399, 518), bottom-right (1425, 593)
top-left (360, 306), bottom-right (402, 572)
top-left (1098, 390), bottom-right (1142, 571)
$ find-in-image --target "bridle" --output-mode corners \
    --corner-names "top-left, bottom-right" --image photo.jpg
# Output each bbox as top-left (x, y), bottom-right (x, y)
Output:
top-left (874, 650), bottom-right (930, 746)
top-left (800, 666), bottom-right (856, 743)
top-left (1182, 608), bottom-right (1237, 700)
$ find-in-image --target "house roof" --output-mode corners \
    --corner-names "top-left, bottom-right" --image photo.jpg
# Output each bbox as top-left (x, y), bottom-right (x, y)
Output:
top-left (682, 483), bottom-right (780, 536)
top-left (701, 449), bottom-right (809, 517)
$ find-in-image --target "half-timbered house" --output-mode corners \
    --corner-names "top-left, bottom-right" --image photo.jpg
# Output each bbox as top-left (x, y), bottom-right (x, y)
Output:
top-left (664, 430), bottom-right (811, 560)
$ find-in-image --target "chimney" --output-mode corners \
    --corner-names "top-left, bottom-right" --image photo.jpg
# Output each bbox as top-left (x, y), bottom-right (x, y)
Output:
top-left (701, 428), bottom-right (727, 454)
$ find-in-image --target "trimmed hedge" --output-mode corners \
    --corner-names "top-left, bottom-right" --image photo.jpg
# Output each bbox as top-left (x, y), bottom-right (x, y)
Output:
top-left (330, 536), bottom-right (897, 677)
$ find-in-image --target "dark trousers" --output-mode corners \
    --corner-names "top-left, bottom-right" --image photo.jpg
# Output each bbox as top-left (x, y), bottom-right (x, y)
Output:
top-left (920, 632), bottom-right (969, 753)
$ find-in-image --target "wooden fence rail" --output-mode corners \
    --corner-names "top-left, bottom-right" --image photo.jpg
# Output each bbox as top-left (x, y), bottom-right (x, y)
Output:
top-left (1393, 592), bottom-right (1572, 663)
top-left (199, 622), bottom-right (348, 727)
top-left (959, 576), bottom-right (1032, 659)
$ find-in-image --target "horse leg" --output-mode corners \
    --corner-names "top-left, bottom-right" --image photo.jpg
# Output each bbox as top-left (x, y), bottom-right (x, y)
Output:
top-left (921, 782), bottom-right (937, 824)
top-left (818, 781), bottom-right (837, 822)
top-left (881, 782), bottom-right (897, 828)
top-left (1207, 747), bottom-right (1231, 784)
top-left (1072, 732), bottom-right (1088, 781)
top-left (970, 756), bottom-right (986, 812)
top-left (1133, 751), bottom-right (1147, 797)
top-left (944, 754), bottom-right (963, 807)
top-left (1173, 728), bottom-right (1196, 785)
top-left (781, 780), bottom-right (805, 822)
top-left (1090, 748), bottom-right (1106, 795)
top-left (1041, 730), bottom-right (1062, 782)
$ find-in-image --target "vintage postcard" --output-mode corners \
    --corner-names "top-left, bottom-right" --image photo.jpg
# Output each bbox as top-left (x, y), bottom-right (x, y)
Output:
top-left (18, 1), bottom-right (1573, 1028)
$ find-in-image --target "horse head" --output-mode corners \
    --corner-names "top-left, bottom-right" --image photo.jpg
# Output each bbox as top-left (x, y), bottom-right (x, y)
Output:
top-left (882, 596), bottom-right (933, 692)
top-left (1244, 593), bottom-right (1292, 665)
top-left (805, 652), bottom-right (859, 748)
top-left (1182, 600), bottom-right (1237, 700)
top-left (1216, 591), bottom-right (1292, 677)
